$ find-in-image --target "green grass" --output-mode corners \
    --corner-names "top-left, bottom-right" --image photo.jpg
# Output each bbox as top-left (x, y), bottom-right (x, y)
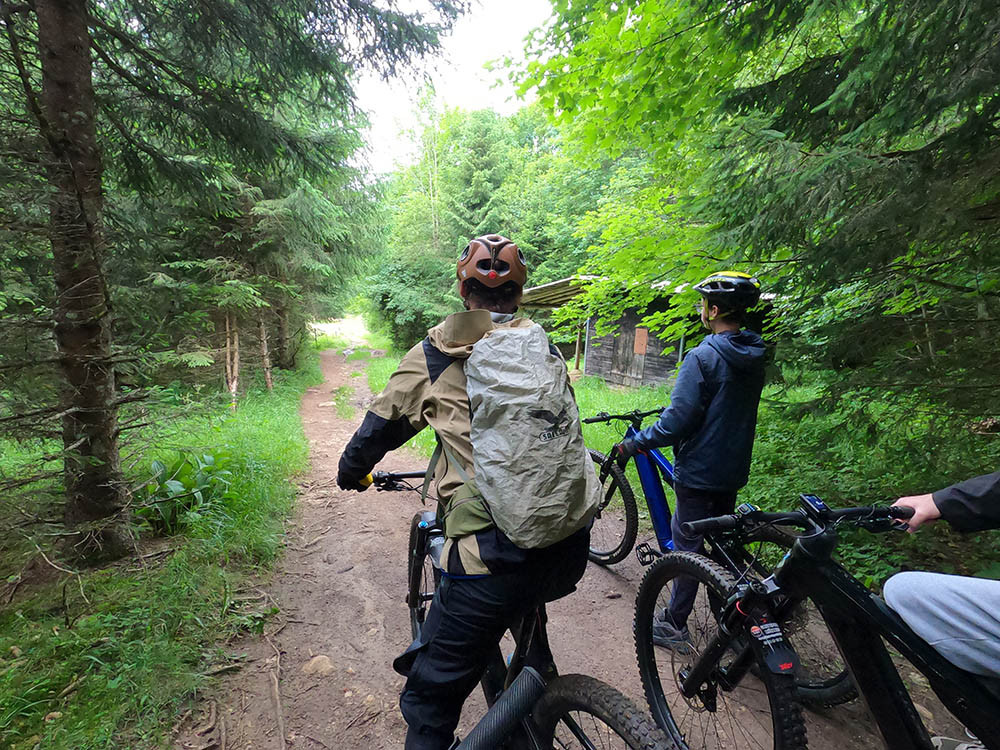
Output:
top-left (366, 355), bottom-right (400, 395)
top-left (331, 385), bottom-right (355, 419)
top-left (0, 358), bottom-right (320, 749)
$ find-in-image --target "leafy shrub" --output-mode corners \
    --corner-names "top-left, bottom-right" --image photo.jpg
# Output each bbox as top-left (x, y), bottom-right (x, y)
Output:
top-left (136, 451), bottom-right (233, 535)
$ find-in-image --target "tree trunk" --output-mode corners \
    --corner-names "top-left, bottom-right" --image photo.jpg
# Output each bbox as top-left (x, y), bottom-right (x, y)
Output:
top-left (275, 304), bottom-right (294, 369)
top-left (33, 0), bottom-right (128, 559)
top-left (259, 311), bottom-right (274, 392)
top-left (224, 312), bottom-right (240, 411)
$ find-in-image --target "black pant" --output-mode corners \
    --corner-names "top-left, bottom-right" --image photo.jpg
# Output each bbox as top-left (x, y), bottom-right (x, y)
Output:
top-left (395, 530), bottom-right (589, 750)
top-left (668, 484), bottom-right (737, 627)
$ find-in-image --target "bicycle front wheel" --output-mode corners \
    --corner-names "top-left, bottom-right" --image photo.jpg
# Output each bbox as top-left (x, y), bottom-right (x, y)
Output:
top-left (407, 513), bottom-right (440, 640)
top-left (634, 552), bottom-right (806, 750)
top-left (532, 674), bottom-right (672, 749)
top-left (588, 450), bottom-right (638, 566)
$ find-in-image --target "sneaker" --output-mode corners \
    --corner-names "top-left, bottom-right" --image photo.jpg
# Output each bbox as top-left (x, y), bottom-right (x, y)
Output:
top-left (652, 610), bottom-right (693, 654)
top-left (932, 732), bottom-right (984, 750)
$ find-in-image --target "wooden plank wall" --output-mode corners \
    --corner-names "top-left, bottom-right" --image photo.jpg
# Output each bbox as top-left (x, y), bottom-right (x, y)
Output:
top-left (585, 310), bottom-right (681, 387)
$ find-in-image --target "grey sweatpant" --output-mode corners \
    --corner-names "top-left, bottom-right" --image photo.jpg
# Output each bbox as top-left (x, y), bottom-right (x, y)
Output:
top-left (883, 571), bottom-right (1000, 678)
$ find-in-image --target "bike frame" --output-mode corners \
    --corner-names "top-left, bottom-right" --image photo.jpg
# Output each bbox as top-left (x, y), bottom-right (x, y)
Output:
top-left (623, 423), bottom-right (677, 552)
top-left (717, 524), bottom-right (1000, 749)
top-left (787, 545), bottom-right (1000, 748)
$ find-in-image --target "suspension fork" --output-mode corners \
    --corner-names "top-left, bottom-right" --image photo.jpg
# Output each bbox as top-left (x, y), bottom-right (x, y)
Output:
top-left (681, 582), bottom-right (799, 700)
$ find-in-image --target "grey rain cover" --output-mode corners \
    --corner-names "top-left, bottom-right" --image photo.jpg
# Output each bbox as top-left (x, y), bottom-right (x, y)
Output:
top-left (465, 324), bottom-right (601, 548)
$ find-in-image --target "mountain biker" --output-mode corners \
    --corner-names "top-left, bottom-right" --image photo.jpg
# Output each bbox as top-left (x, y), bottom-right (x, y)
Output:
top-left (336, 235), bottom-right (591, 750)
top-left (614, 271), bottom-right (765, 652)
top-left (886, 470), bottom-right (1000, 750)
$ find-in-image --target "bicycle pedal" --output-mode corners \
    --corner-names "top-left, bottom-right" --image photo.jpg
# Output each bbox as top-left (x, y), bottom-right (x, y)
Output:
top-left (635, 543), bottom-right (662, 566)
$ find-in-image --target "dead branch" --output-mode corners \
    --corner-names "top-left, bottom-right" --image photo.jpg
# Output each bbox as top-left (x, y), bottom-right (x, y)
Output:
top-left (194, 700), bottom-right (217, 736)
top-left (268, 669), bottom-right (286, 750)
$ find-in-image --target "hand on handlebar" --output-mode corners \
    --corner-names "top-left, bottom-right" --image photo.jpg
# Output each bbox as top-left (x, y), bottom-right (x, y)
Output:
top-left (613, 438), bottom-right (641, 459)
top-left (891, 493), bottom-right (940, 533)
top-left (337, 470), bottom-right (370, 492)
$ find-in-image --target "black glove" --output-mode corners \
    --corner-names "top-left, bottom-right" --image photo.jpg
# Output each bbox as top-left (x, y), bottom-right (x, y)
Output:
top-left (614, 438), bottom-right (640, 459)
top-left (337, 470), bottom-right (369, 492)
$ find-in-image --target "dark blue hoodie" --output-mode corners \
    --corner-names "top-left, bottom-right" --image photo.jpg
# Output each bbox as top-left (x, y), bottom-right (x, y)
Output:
top-left (631, 329), bottom-right (766, 491)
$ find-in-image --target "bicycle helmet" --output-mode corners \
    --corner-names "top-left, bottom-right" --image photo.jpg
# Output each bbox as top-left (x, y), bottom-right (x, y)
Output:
top-left (456, 235), bottom-right (527, 296)
top-left (694, 271), bottom-right (761, 310)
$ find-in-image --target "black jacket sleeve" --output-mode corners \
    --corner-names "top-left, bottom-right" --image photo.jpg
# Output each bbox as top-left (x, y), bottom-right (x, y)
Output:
top-left (338, 411), bottom-right (420, 485)
top-left (933, 470), bottom-right (1000, 532)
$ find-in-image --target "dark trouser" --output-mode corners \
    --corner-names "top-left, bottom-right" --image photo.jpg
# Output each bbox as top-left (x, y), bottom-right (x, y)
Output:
top-left (668, 484), bottom-right (737, 628)
top-left (394, 532), bottom-right (589, 750)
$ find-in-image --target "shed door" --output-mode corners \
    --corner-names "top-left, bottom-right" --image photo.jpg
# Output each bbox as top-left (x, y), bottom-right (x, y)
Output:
top-left (611, 325), bottom-right (648, 387)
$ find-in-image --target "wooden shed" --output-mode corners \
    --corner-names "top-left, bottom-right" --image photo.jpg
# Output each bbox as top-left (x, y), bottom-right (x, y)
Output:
top-left (521, 276), bottom-right (771, 389)
top-left (583, 304), bottom-right (685, 388)
top-left (520, 276), bottom-right (684, 387)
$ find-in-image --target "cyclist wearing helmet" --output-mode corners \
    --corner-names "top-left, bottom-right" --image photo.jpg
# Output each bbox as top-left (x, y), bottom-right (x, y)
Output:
top-left (615, 271), bottom-right (766, 652)
top-left (337, 235), bottom-right (590, 750)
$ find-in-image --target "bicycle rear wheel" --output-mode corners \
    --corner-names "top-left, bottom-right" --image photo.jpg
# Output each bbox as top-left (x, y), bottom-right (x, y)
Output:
top-left (407, 512), bottom-right (440, 640)
top-left (634, 551), bottom-right (807, 750)
top-left (531, 674), bottom-right (672, 749)
top-left (588, 450), bottom-right (638, 566)
top-left (735, 526), bottom-right (857, 707)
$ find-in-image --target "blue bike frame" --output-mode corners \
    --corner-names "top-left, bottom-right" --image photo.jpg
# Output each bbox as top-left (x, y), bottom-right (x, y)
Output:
top-left (623, 424), bottom-right (677, 552)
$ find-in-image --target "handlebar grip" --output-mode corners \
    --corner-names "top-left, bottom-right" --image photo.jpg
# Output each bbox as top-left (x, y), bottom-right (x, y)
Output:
top-left (890, 505), bottom-right (915, 519)
top-left (360, 474), bottom-right (373, 488)
top-left (582, 411), bottom-right (610, 424)
top-left (681, 515), bottom-right (739, 536)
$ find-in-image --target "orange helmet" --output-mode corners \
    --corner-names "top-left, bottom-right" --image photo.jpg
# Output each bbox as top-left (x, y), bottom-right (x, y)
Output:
top-left (456, 235), bottom-right (527, 296)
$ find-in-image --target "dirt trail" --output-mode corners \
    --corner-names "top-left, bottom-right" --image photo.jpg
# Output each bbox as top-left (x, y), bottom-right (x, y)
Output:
top-left (175, 344), bottom-right (960, 750)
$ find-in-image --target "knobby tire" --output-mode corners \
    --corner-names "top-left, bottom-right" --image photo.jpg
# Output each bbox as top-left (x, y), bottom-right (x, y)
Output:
top-left (587, 449), bottom-right (638, 566)
top-left (407, 512), bottom-right (437, 641)
top-left (532, 673), bottom-right (673, 749)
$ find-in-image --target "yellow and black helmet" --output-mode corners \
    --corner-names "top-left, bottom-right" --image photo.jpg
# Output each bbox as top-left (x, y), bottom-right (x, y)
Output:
top-left (694, 271), bottom-right (761, 310)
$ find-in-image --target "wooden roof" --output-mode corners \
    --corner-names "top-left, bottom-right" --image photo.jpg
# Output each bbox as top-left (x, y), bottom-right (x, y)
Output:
top-left (520, 276), bottom-right (598, 309)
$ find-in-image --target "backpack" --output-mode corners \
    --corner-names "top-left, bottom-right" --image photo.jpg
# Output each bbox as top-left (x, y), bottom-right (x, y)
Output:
top-left (442, 323), bottom-right (600, 549)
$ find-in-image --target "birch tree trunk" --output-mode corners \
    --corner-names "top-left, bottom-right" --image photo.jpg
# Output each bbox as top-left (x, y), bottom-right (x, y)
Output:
top-left (224, 312), bottom-right (240, 411)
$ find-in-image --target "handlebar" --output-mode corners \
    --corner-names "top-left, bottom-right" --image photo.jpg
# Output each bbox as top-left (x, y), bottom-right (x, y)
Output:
top-left (364, 470), bottom-right (427, 491)
top-left (582, 407), bottom-right (663, 425)
top-left (680, 503), bottom-right (915, 537)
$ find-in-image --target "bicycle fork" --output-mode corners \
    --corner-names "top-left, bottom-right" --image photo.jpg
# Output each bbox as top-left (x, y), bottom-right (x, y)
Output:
top-left (680, 582), bottom-right (799, 706)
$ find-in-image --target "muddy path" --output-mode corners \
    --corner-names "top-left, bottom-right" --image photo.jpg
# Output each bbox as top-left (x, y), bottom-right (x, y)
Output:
top-left (175, 346), bottom-right (963, 750)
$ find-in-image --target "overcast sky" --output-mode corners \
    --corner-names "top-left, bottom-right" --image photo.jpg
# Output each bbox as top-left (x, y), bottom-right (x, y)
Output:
top-left (354, 0), bottom-right (554, 175)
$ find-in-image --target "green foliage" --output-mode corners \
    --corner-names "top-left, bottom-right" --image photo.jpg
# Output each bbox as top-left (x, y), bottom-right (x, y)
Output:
top-left (520, 0), bottom-right (1000, 413)
top-left (0, 359), bottom-right (319, 748)
top-left (331, 385), bottom-right (355, 420)
top-left (365, 100), bottom-right (620, 347)
top-left (366, 355), bottom-right (402, 395)
top-left (136, 451), bottom-right (234, 535)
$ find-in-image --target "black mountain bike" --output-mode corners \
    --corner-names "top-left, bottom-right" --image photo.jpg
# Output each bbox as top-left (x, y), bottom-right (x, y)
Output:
top-left (370, 469), bottom-right (672, 750)
top-left (634, 493), bottom-right (1000, 750)
top-left (583, 410), bottom-right (856, 708)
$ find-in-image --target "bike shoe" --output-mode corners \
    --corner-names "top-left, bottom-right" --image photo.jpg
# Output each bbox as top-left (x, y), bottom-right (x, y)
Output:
top-left (652, 611), bottom-right (693, 654)
top-left (932, 736), bottom-right (984, 750)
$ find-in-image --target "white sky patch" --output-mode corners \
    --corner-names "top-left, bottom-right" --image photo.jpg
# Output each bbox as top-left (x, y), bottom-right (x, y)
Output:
top-left (355, 0), bottom-right (554, 175)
